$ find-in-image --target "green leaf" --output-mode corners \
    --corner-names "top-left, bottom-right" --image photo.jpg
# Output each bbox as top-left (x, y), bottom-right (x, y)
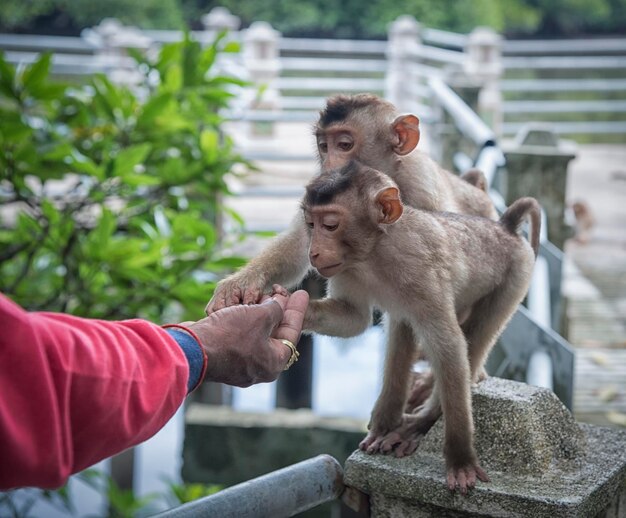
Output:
top-left (137, 92), bottom-right (173, 128)
top-left (0, 52), bottom-right (16, 99)
top-left (113, 143), bottom-right (152, 178)
top-left (223, 41), bottom-right (241, 53)
top-left (92, 209), bottom-right (116, 254)
top-left (199, 128), bottom-right (219, 164)
top-left (182, 34), bottom-right (202, 87)
top-left (41, 200), bottom-right (60, 226)
top-left (68, 149), bottom-right (104, 179)
top-left (22, 53), bottom-right (51, 91)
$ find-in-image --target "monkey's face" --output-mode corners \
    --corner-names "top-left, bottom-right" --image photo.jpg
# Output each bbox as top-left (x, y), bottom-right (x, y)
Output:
top-left (304, 204), bottom-right (350, 278)
top-left (316, 125), bottom-right (359, 171)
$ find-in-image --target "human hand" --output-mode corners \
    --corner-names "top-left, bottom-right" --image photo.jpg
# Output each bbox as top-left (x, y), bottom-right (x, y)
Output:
top-left (186, 287), bottom-right (309, 387)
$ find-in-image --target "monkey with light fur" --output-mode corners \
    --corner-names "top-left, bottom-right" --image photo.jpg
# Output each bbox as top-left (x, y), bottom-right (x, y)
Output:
top-left (296, 160), bottom-right (540, 494)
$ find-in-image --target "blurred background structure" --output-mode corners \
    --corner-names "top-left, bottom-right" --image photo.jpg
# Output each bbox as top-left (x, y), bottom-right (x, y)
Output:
top-left (0, 2), bottom-right (625, 516)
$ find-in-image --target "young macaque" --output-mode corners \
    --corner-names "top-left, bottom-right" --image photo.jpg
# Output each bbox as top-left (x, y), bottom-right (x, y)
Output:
top-left (570, 200), bottom-right (595, 245)
top-left (205, 93), bottom-right (497, 315)
top-left (299, 160), bottom-right (540, 494)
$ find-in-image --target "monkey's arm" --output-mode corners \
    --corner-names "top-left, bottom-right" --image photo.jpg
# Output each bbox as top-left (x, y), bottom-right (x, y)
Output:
top-left (304, 297), bottom-right (372, 337)
top-left (206, 213), bottom-right (311, 314)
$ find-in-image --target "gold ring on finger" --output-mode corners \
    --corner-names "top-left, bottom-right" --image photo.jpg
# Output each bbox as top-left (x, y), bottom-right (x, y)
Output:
top-left (281, 339), bottom-right (300, 370)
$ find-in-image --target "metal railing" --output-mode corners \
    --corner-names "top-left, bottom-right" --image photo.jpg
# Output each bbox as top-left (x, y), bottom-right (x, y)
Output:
top-left (153, 455), bottom-right (349, 518)
top-left (429, 77), bottom-right (575, 408)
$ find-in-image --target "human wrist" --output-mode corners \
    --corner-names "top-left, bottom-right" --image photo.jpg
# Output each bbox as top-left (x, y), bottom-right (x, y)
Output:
top-left (163, 324), bottom-right (208, 393)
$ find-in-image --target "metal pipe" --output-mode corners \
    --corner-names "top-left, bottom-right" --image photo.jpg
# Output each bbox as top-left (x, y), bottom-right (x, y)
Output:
top-left (428, 76), bottom-right (496, 148)
top-left (527, 349), bottom-right (554, 391)
top-left (153, 455), bottom-right (345, 518)
top-left (474, 145), bottom-right (505, 187)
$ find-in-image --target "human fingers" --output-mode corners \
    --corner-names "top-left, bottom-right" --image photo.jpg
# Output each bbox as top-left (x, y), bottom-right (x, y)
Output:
top-left (272, 290), bottom-right (309, 345)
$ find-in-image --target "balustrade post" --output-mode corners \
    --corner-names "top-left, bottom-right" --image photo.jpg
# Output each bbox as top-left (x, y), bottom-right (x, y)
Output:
top-left (386, 15), bottom-right (421, 113)
top-left (463, 27), bottom-right (503, 136)
top-left (502, 124), bottom-right (577, 250)
top-left (82, 18), bottom-right (152, 86)
top-left (242, 21), bottom-right (282, 138)
top-left (201, 6), bottom-right (241, 33)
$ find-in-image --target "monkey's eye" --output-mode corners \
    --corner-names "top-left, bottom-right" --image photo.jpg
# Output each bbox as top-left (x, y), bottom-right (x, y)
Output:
top-left (337, 141), bottom-right (353, 151)
top-left (306, 222), bottom-right (314, 229)
top-left (323, 224), bottom-right (338, 231)
top-left (318, 142), bottom-right (328, 153)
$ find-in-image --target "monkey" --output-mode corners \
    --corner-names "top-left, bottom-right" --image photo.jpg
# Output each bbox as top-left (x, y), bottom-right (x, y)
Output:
top-left (206, 93), bottom-right (496, 307)
top-left (460, 168), bottom-right (489, 192)
top-left (297, 160), bottom-right (540, 494)
top-left (569, 200), bottom-right (595, 245)
top-left (205, 94), bottom-right (499, 411)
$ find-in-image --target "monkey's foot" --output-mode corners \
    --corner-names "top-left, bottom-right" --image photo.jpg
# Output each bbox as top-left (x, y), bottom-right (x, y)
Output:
top-left (359, 416), bottom-right (423, 458)
top-left (446, 463), bottom-right (490, 495)
top-left (405, 370), bottom-right (434, 412)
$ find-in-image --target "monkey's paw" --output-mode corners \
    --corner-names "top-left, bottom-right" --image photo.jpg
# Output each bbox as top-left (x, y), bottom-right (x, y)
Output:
top-left (446, 463), bottom-right (490, 495)
top-left (359, 424), bottom-right (421, 458)
top-left (205, 275), bottom-right (266, 315)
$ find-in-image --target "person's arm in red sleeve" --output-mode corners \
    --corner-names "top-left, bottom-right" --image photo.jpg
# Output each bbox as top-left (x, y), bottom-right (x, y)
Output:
top-left (0, 287), bottom-right (308, 491)
top-left (0, 293), bottom-right (194, 490)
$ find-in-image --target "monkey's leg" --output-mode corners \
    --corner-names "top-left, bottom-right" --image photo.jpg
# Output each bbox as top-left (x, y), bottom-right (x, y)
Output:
top-left (419, 316), bottom-right (489, 494)
top-left (359, 318), bottom-right (420, 455)
top-left (462, 280), bottom-right (529, 383)
top-left (206, 214), bottom-right (311, 314)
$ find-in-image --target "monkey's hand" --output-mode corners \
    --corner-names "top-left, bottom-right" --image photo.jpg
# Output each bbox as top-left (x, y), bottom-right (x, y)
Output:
top-left (205, 271), bottom-right (268, 315)
top-left (447, 460), bottom-right (490, 495)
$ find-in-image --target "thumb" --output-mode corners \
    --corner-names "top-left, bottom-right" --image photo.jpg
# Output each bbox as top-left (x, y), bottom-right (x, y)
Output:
top-left (272, 290), bottom-right (309, 344)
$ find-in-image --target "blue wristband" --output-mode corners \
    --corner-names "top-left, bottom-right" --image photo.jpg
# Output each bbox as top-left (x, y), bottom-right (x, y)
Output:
top-left (165, 328), bottom-right (205, 393)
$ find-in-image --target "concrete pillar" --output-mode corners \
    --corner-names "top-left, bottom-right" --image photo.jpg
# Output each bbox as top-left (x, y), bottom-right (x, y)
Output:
top-left (345, 377), bottom-right (626, 517)
top-left (463, 27), bottom-right (503, 136)
top-left (242, 21), bottom-right (282, 137)
top-left (82, 18), bottom-right (152, 86)
top-left (201, 6), bottom-right (241, 33)
top-left (386, 15), bottom-right (421, 113)
top-left (502, 124), bottom-right (578, 250)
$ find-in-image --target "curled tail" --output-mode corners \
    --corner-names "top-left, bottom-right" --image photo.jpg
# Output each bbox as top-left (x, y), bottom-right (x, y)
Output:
top-left (499, 197), bottom-right (541, 257)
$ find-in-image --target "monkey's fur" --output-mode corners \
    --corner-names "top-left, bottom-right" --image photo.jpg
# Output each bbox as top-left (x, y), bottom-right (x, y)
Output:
top-left (301, 161), bottom-right (540, 493)
top-left (206, 93), bottom-right (497, 314)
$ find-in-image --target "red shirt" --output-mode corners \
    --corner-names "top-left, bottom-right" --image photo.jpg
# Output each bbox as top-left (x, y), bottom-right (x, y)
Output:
top-left (0, 293), bottom-right (191, 490)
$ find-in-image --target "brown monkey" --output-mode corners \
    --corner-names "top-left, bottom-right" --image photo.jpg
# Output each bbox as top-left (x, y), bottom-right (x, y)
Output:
top-left (299, 161), bottom-right (540, 494)
top-left (206, 93), bottom-right (496, 313)
top-left (570, 200), bottom-right (595, 245)
top-left (461, 168), bottom-right (489, 192)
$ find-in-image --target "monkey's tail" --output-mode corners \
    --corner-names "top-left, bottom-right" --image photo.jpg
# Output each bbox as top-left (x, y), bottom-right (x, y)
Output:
top-left (499, 197), bottom-right (542, 257)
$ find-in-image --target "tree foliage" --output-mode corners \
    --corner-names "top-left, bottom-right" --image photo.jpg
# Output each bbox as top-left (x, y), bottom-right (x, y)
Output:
top-left (1, 0), bottom-right (624, 37)
top-left (0, 32), bottom-right (249, 321)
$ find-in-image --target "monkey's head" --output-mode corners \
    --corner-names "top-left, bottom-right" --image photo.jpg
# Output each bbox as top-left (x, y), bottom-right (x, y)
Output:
top-left (302, 161), bottom-right (403, 278)
top-left (314, 94), bottom-right (421, 173)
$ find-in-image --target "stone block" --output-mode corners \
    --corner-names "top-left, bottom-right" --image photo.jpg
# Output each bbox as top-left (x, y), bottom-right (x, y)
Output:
top-left (345, 377), bottom-right (626, 517)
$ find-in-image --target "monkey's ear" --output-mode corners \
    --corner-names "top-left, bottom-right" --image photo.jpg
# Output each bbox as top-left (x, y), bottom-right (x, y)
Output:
top-left (376, 187), bottom-right (403, 224)
top-left (391, 114), bottom-right (420, 156)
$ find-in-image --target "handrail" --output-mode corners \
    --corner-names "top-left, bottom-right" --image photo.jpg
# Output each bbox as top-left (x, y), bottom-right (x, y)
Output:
top-left (428, 77), bottom-right (496, 149)
top-left (153, 455), bottom-right (345, 518)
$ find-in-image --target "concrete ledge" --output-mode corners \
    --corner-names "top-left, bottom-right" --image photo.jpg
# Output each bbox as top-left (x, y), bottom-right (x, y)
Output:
top-left (345, 378), bottom-right (626, 517)
top-left (182, 405), bottom-right (366, 487)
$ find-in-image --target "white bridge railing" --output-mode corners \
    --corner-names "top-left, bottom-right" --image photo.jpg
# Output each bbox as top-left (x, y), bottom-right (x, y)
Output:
top-left (2, 7), bottom-right (626, 139)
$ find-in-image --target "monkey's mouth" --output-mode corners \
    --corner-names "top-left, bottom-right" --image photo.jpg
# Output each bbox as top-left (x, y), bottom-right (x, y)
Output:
top-left (316, 263), bottom-right (343, 277)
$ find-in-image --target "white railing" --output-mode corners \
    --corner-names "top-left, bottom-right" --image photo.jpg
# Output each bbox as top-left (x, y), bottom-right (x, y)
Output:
top-left (2, 8), bottom-right (624, 141)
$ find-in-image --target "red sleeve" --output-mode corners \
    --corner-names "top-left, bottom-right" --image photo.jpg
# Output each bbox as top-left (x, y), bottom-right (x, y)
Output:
top-left (0, 294), bottom-right (190, 490)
